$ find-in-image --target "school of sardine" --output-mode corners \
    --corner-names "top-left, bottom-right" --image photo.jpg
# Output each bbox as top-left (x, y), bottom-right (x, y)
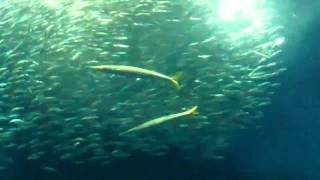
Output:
top-left (0, 0), bottom-right (286, 171)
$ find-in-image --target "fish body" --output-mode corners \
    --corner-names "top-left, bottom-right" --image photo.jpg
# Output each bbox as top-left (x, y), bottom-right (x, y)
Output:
top-left (120, 106), bottom-right (198, 135)
top-left (90, 65), bottom-right (181, 90)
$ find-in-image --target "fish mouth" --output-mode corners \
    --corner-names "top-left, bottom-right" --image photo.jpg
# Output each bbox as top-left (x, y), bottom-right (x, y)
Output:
top-left (88, 66), bottom-right (102, 70)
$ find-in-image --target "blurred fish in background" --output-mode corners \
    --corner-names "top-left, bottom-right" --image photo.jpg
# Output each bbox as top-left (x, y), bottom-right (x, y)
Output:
top-left (0, 0), bottom-right (285, 172)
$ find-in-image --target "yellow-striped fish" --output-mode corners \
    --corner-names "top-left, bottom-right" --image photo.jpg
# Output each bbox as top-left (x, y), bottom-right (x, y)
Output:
top-left (120, 106), bottom-right (198, 136)
top-left (90, 65), bottom-right (182, 90)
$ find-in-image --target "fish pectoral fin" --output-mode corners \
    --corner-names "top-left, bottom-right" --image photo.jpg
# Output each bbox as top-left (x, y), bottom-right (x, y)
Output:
top-left (170, 72), bottom-right (183, 90)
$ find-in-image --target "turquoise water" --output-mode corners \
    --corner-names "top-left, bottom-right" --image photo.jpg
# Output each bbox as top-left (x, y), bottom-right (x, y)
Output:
top-left (1, 0), bottom-right (315, 179)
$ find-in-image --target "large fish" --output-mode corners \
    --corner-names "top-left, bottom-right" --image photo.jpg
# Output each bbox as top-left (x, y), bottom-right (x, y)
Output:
top-left (120, 106), bottom-right (198, 135)
top-left (90, 65), bottom-right (182, 90)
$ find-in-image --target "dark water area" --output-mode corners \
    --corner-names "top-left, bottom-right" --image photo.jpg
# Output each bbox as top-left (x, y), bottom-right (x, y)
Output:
top-left (1, 1), bottom-right (320, 180)
top-left (222, 5), bottom-right (320, 179)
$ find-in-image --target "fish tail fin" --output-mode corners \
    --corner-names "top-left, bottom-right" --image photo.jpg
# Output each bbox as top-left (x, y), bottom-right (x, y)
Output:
top-left (170, 79), bottom-right (181, 90)
top-left (170, 72), bottom-right (183, 90)
top-left (189, 106), bottom-right (199, 115)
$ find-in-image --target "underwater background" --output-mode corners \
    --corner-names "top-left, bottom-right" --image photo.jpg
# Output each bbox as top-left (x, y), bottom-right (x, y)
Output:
top-left (0, 0), bottom-right (319, 179)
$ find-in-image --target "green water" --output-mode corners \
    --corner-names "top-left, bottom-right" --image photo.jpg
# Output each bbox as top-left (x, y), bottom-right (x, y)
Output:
top-left (0, 0), bottom-right (285, 172)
